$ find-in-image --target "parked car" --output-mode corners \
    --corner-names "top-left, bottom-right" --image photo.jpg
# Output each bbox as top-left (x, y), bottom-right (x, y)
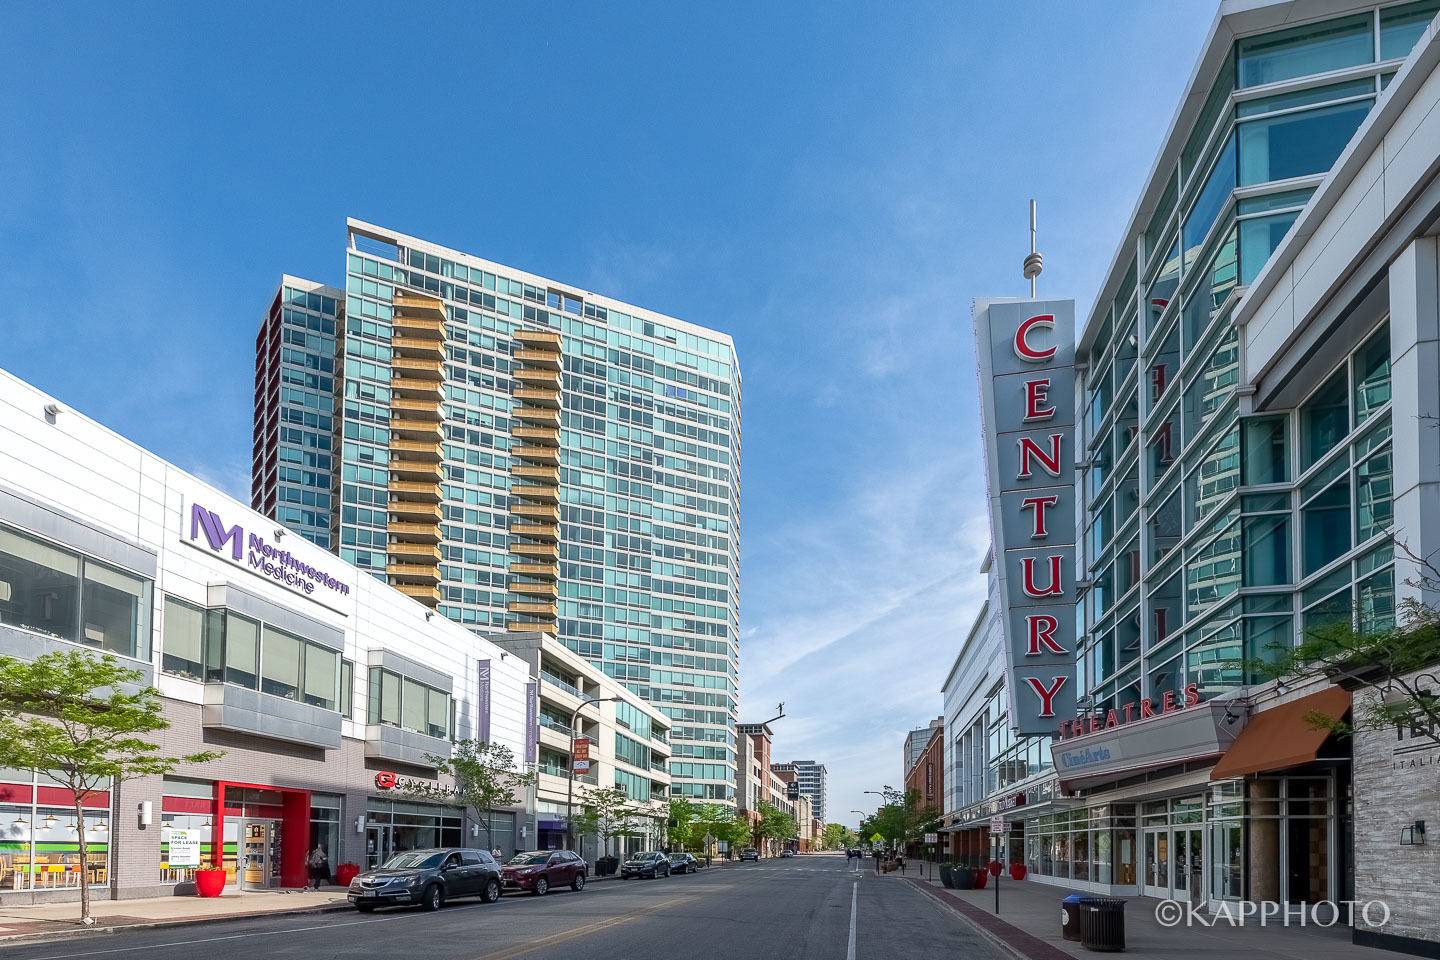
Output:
top-left (668, 852), bottom-right (699, 874)
top-left (348, 848), bottom-right (501, 912)
top-left (780, 849), bottom-right (795, 858)
top-left (501, 849), bottom-right (588, 895)
top-left (739, 848), bottom-right (760, 862)
top-left (621, 851), bottom-right (672, 879)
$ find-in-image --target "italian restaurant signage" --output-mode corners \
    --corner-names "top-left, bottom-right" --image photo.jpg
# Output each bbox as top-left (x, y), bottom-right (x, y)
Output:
top-left (974, 299), bottom-right (1078, 735)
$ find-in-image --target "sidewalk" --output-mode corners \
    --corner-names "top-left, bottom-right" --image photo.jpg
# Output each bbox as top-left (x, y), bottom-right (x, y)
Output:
top-left (892, 870), bottom-right (1400, 960)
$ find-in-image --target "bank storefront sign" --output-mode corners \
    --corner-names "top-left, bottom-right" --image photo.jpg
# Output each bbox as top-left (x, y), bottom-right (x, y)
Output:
top-left (181, 498), bottom-right (353, 609)
top-left (974, 298), bottom-right (1078, 735)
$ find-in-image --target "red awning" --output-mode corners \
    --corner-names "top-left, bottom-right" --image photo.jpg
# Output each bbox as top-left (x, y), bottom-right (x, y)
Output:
top-left (1209, 687), bottom-right (1351, 781)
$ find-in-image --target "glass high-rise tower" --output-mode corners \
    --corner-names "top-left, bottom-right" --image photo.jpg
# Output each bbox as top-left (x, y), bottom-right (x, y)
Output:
top-left (253, 219), bottom-right (742, 804)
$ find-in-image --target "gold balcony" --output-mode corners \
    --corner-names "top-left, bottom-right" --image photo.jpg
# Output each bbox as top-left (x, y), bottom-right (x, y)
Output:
top-left (511, 463), bottom-right (560, 482)
top-left (393, 398), bottom-right (444, 421)
top-left (389, 541), bottom-right (442, 562)
top-left (511, 580), bottom-right (559, 598)
top-left (512, 368), bottom-right (562, 389)
top-left (511, 445), bottom-right (560, 465)
top-left (392, 355), bottom-right (445, 381)
top-left (511, 561), bottom-right (559, 579)
top-left (511, 482), bottom-right (558, 504)
top-left (514, 349), bottom-right (562, 371)
top-left (508, 600), bottom-right (558, 618)
top-left (392, 336), bottom-right (447, 360)
top-left (507, 619), bottom-right (554, 631)
top-left (389, 479), bottom-right (442, 502)
top-left (395, 582), bottom-right (442, 605)
top-left (387, 563), bottom-right (441, 584)
top-left (511, 405), bottom-right (561, 426)
top-left (391, 378), bottom-right (446, 401)
top-left (388, 459), bottom-right (444, 483)
top-left (389, 520), bottom-right (442, 543)
top-left (510, 521), bottom-right (559, 542)
top-left (390, 438), bottom-right (443, 462)
top-left (393, 292), bottom-right (447, 320)
top-left (514, 329), bottom-right (563, 350)
top-left (511, 541), bottom-right (560, 560)
top-left (512, 386), bottom-right (560, 408)
top-left (512, 424), bottom-right (559, 446)
top-left (392, 315), bottom-right (446, 340)
top-left (390, 418), bottom-right (446, 442)
top-left (510, 502), bottom-right (561, 522)
top-left (389, 500), bottom-right (444, 523)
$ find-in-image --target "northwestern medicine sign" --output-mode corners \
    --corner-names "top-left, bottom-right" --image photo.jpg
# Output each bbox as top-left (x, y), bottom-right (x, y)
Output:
top-left (185, 501), bottom-right (351, 602)
top-left (975, 299), bottom-right (1077, 735)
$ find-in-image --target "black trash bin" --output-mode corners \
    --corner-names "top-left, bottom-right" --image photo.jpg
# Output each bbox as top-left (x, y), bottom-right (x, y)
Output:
top-left (1079, 898), bottom-right (1126, 952)
top-left (1061, 894), bottom-right (1094, 942)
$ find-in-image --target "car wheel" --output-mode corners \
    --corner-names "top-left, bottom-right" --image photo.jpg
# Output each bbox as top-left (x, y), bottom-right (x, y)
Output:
top-left (572, 872), bottom-right (585, 892)
top-left (355, 903), bottom-right (375, 913)
top-left (534, 875), bottom-right (549, 896)
top-left (422, 883), bottom-right (443, 911)
top-left (481, 878), bottom-right (501, 903)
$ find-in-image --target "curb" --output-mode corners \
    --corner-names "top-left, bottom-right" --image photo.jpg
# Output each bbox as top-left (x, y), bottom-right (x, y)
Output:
top-left (903, 879), bottom-right (1072, 960)
top-left (0, 901), bottom-right (354, 946)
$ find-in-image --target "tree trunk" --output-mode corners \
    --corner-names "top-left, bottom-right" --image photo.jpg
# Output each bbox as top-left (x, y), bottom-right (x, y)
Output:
top-left (74, 799), bottom-right (89, 923)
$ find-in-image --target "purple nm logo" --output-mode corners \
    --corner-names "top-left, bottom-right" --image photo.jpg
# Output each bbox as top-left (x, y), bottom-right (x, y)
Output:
top-left (191, 504), bottom-right (243, 560)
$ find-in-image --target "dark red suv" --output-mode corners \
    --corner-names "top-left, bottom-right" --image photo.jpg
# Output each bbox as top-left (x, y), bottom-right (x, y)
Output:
top-left (500, 849), bottom-right (588, 895)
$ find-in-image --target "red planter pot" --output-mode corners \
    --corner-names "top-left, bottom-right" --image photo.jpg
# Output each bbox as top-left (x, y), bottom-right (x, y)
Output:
top-left (335, 863), bottom-right (360, 887)
top-left (195, 869), bottom-right (226, 897)
top-left (988, 860), bottom-right (1003, 877)
top-left (1009, 862), bottom-right (1027, 881)
top-left (973, 869), bottom-right (988, 890)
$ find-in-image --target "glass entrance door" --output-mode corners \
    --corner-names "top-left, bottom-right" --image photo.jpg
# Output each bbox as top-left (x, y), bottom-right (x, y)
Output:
top-left (240, 820), bottom-right (279, 889)
top-left (1176, 827), bottom-right (1203, 906)
top-left (365, 824), bottom-right (393, 871)
top-left (1143, 829), bottom-right (1170, 898)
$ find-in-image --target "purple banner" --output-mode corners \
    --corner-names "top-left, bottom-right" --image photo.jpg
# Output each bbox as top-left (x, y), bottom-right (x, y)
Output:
top-left (524, 682), bottom-right (538, 764)
top-left (476, 660), bottom-right (492, 743)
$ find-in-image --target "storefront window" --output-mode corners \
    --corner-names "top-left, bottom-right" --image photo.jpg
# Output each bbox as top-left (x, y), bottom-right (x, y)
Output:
top-left (0, 771), bottom-right (112, 891)
top-left (0, 527), bottom-right (151, 660)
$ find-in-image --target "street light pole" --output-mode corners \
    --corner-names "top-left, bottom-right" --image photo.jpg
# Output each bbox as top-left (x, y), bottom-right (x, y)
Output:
top-left (565, 695), bottom-right (619, 853)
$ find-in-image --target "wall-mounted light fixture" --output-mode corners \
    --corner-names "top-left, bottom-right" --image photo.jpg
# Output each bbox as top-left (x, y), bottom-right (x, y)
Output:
top-left (355, 816), bottom-right (365, 835)
top-left (139, 801), bottom-right (152, 826)
top-left (43, 402), bottom-right (61, 419)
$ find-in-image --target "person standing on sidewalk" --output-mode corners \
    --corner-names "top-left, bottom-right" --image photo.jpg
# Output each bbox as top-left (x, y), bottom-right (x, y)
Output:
top-left (896, 852), bottom-right (905, 875)
top-left (872, 848), bottom-right (882, 874)
top-left (306, 843), bottom-right (329, 890)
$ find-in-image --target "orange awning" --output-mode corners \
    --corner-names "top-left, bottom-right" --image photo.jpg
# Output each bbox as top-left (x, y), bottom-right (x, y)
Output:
top-left (1209, 687), bottom-right (1351, 781)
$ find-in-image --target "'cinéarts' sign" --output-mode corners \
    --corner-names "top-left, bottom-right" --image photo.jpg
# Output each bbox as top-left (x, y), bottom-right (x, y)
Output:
top-left (974, 299), bottom-right (1078, 736)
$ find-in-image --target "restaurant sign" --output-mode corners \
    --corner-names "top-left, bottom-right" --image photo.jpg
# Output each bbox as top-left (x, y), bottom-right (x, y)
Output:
top-left (974, 299), bottom-right (1078, 735)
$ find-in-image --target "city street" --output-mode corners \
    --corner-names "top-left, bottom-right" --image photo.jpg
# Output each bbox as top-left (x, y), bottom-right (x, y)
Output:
top-left (0, 855), bottom-right (1001, 960)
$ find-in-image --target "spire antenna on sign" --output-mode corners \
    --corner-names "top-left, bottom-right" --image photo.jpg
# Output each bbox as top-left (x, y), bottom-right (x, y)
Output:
top-left (1023, 200), bottom-right (1043, 298)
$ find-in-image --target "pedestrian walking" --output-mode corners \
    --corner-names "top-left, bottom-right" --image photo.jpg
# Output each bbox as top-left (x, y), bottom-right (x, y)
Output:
top-left (872, 848), bottom-right (881, 873)
top-left (897, 853), bottom-right (906, 875)
top-left (306, 843), bottom-right (329, 890)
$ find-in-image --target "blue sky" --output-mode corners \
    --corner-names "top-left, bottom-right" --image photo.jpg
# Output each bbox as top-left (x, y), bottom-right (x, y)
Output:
top-left (0, 1), bottom-right (1217, 824)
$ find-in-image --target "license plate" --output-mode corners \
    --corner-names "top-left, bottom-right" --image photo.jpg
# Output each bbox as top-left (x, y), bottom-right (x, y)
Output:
top-left (362, 890), bottom-right (378, 898)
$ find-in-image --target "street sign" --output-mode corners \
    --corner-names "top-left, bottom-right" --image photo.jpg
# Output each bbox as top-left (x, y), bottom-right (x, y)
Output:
top-left (989, 817), bottom-right (1010, 835)
top-left (924, 832), bottom-right (938, 844)
top-left (571, 737), bottom-right (590, 775)
top-left (870, 832), bottom-right (884, 844)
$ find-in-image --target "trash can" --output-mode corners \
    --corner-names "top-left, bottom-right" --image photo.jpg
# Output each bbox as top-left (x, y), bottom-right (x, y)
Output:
top-left (1078, 898), bottom-right (1126, 952)
top-left (1061, 894), bottom-right (1094, 941)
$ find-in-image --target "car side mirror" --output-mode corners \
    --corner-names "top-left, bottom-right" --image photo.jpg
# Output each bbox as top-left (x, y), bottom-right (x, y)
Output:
top-left (443, 862), bottom-right (458, 871)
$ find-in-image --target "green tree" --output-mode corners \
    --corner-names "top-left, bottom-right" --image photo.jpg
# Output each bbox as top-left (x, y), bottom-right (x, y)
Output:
top-left (721, 810), bottom-right (752, 854)
top-left (751, 800), bottom-right (796, 853)
top-left (822, 822), bottom-right (856, 849)
top-left (0, 651), bottom-right (222, 923)
top-left (666, 796), bottom-right (695, 850)
top-left (863, 786), bottom-right (938, 851)
top-left (569, 785), bottom-right (638, 859)
top-left (690, 803), bottom-right (731, 854)
top-left (395, 740), bottom-right (536, 851)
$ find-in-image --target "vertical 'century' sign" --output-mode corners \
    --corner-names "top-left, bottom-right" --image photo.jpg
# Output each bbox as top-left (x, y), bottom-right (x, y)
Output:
top-left (974, 299), bottom-right (1078, 736)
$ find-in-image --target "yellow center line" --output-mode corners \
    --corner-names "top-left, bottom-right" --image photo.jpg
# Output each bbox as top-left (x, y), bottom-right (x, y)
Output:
top-left (464, 894), bottom-right (698, 960)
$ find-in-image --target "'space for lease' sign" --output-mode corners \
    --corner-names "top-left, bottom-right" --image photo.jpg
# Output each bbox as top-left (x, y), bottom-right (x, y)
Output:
top-left (974, 299), bottom-right (1078, 735)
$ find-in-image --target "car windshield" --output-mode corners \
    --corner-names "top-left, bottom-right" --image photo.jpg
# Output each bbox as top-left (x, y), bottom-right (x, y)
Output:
top-left (631, 851), bottom-right (659, 860)
top-left (508, 852), bottom-right (551, 865)
top-left (379, 851), bottom-right (443, 870)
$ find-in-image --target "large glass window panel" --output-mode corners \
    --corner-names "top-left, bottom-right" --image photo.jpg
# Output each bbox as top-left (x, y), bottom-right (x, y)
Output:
top-left (1358, 564), bottom-right (1396, 632)
top-left (1089, 363), bottom-right (1114, 435)
top-left (1353, 323), bottom-right (1391, 423)
top-left (1355, 449), bottom-right (1393, 542)
top-left (1303, 477), bottom-right (1352, 575)
top-left (1184, 54), bottom-right (1236, 179)
top-left (1300, 368), bottom-right (1350, 469)
top-left (1188, 619), bottom-right (1243, 697)
top-left (1187, 517), bottom-right (1241, 618)
top-left (162, 597), bottom-right (205, 680)
top-left (224, 614), bottom-right (259, 689)
top-left (1149, 324), bottom-right (1181, 407)
top-left (260, 627), bottom-right (302, 701)
top-left (1236, 187), bottom-right (1316, 214)
top-left (1115, 392), bottom-right (1140, 464)
top-left (1116, 604), bottom-right (1142, 667)
top-left (1150, 487), bottom-right (1183, 564)
top-left (1184, 329), bottom-right (1239, 445)
top-left (1115, 312), bottom-right (1139, 386)
top-left (1117, 464), bottom-right (1140, 528)
top-left (1147, 239), bottom-right (1182, 335)
top-left (1183, 134), bottom-right (1237, 270)
top-left (1245, 615), bottom-right (1293, 682)
top-left (1236, 14), bottom-right (1374, 88)
top-left (1380, 1), bottom-right (1440, 60)
top-left (1238, 101), bottom-right (1372, 186)
top-left (427, 688), bottom-right (450, 739)
top-left (1183, 227), bottom-right (1239, 353)
top-left (370, 668), bottom-right (401, 726)
top-left (302, 643), bottom-right (339, 710)
top-left (340, 659), bottom-right (353, 718)
top-left (1239, 212), bottom-right (1300, 284)
top-left (402, 678), bottom-right (427, 734)
top-left (80, 560), bottom-right (149, 659)
top-left (1237, 77), bottom-right (1378, 119)
top-left (1242, 416), bottom-right (1290, 484)
top-left (1145, 174), bottom-right (1180, 264)
top-left (1148, 406), bottom-right (1181, 485)
top-left (1243, 514), bottom-right (1291, 585)
top-left (0, 528), bottom-right (79, 642)
top-left (1187, 425), bottom-right (1241, 526)
top-left (1149, 572), bottom-right (1183, 647)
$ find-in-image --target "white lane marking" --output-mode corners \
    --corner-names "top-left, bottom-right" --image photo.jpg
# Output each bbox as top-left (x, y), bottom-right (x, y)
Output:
top-left (847, 880), bottom-right (858, 960)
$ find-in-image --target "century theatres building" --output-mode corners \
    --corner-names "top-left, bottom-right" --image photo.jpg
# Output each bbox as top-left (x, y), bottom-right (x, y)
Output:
top-left (966, 1), bottom-right (1440, 953)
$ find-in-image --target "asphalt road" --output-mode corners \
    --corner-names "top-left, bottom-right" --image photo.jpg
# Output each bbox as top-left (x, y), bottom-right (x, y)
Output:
top-left (0, 854), bottom-right (1006, 960)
